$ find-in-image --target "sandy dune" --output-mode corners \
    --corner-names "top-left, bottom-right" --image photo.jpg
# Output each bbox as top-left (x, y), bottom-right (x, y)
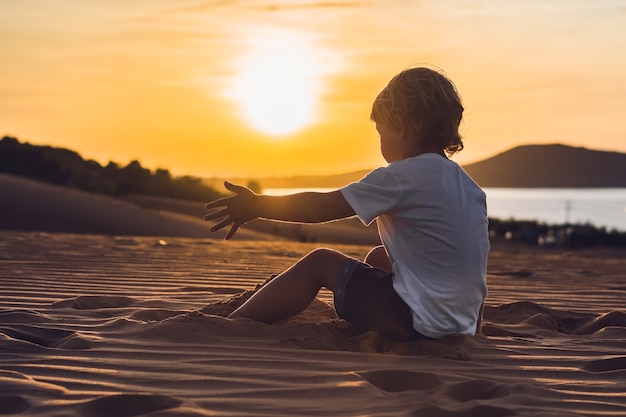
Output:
top-left (0, 174), bottom-right (268, 240)
top-left (1, 173), bottom-right (380, 245)
top-left (1, 230), bottom-right (625, 416)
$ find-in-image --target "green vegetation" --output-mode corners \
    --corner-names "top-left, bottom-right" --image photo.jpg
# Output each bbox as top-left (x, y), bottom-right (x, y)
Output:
top-left (489, 218), bottom-right (626, 248)
top-left (0, 136), bottom-right (224, 202)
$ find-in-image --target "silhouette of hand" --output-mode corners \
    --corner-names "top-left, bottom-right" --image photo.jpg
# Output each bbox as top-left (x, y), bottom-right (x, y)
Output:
top-left (205, 181), bottom-right (258, 240)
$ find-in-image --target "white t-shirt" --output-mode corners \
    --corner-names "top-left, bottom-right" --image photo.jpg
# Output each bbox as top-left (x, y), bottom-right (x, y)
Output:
top-left (340, 153), bottom-right (489, 338)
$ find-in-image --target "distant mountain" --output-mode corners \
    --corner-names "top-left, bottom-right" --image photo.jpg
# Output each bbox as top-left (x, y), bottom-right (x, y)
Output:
top-left (463, 144), bottom-right (626, 187)
top-left (228, 171), bottom-right (370, 190)
top-left (247, 144), bottom-right (626, 189)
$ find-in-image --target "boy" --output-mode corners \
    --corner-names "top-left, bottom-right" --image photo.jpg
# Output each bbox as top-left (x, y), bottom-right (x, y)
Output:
top-left (205, 67), bottom-right (489, 341)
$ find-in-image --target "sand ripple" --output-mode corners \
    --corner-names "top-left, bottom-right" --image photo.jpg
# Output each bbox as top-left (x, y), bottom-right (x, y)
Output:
top-left (1, 231), bottom-right (625, 416)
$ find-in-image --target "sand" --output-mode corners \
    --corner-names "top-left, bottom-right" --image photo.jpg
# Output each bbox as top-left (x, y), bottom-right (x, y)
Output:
top-left (2, 174), bottom-right (626, 416)
top-left (0, 174), bottom-right (380, 244)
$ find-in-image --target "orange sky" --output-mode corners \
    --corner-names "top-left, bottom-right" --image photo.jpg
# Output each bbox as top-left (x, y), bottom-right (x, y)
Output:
top-left (2, 1), bottom-right (626, 178)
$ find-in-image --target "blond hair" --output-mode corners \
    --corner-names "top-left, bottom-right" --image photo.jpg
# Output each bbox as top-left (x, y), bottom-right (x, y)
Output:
top-left (371, 67), bottom-right (464, 156)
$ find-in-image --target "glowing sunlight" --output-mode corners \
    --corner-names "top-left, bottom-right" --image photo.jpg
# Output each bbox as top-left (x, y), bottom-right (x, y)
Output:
top-left (225, 28), bottom-right (331, 138)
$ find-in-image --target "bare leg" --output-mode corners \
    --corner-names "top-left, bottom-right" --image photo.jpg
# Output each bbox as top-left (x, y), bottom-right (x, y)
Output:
top-left (228, 248), bottom-right (350, 323)
top-left (365, 245), bottom-right (391, 272)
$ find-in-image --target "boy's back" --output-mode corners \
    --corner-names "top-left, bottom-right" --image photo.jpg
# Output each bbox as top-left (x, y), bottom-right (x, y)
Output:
top-left (341, 153), bottom-right (489, 338)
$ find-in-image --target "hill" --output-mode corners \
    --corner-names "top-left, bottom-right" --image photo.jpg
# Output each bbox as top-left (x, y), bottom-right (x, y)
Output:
top-left (463, 144), bottom-right (626, 187)
top-left (240, 144), bottom-right (626, 189)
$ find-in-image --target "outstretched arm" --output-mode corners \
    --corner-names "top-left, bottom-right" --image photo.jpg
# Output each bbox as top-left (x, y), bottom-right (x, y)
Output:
top-left (205, 181), bottom-right (355, 239)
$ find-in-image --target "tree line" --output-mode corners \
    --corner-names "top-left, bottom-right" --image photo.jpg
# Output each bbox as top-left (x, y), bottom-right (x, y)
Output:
top-left (0, 136), bottom-right (224, 202)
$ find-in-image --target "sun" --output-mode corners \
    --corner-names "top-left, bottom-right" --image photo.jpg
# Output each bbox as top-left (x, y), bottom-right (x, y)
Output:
top-left (225, 28), bottom-right (327, 137)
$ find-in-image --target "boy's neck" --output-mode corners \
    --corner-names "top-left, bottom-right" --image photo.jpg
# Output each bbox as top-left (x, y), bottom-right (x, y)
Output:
top-left (407, 144), bottom-right (447, 159)
top-left (404, 126), bottom-right (447, 159)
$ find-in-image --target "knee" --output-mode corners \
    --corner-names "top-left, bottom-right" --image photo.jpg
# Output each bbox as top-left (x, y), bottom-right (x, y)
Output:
top-left (305, 248), bottom-right (345, 265)
top-left (365, 245), bottom-right (391, 272)
top-left (301, 248), bottom-right (349, 289)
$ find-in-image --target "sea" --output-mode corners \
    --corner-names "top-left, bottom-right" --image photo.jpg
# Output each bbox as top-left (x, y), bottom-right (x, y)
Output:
top-left (264, 187), bottom-right (626, 232)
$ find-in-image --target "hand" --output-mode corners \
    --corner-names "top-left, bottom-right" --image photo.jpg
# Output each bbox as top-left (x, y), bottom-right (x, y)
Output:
top-left (205, 181), bottom-right (258, 240)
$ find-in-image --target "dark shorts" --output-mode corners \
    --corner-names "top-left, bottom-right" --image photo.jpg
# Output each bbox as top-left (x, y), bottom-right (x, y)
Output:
top-left (334, 258), bottom-right (424, 341)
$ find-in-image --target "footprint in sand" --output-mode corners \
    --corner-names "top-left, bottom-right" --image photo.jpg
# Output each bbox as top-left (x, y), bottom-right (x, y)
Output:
top-left (358, 370), bottom-right (442, 392)
top-left (407, 403), bottom-right (515, 417)
top-left (0, 395), bottom-right (31, 414)
top-left (78, 393), bottom-right (182, 417)
top-left (582, 356), bottom-right (626, 373)
top-left (0, 324), bottom-right (91, 350)
top-left (444, 379), bottom-right (512, 402)
top-left (426, 379), bottom-right (557, 417)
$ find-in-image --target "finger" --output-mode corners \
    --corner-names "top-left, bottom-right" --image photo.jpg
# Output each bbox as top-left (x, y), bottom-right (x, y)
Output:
top-left (204, 208), bottom-right (229, 222)
top-left (205, 198), bottom-right (228, 210)
top-left (224, 181), bottom-right (247, 194)
top-left (209, 217), bottom-right (232, 233)
top-left (224, 221), bottom-right (241, 240)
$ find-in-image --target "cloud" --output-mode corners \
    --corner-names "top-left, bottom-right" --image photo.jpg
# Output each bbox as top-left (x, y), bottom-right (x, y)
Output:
top-left (256, 1), bottom-right (366, 12)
